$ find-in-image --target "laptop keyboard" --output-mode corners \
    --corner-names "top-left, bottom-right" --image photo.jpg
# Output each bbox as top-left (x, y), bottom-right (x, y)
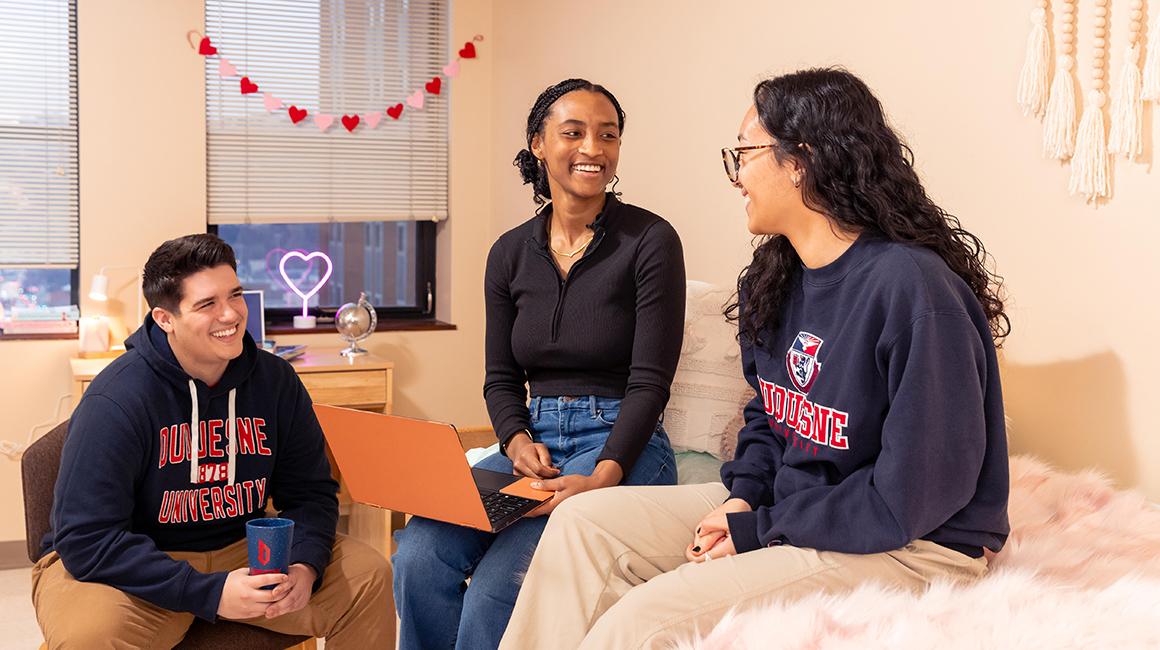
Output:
top-left (481, 491), bottom-right (536, 524)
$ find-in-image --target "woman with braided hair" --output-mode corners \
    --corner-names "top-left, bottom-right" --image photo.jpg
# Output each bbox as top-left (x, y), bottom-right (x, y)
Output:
top-left (391, 78), bottom-right (685, 650)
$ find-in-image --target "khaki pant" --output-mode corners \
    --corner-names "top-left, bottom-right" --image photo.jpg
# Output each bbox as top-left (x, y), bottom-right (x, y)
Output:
top-left (500, 483), bottom-right (988, 650)
top-left (32, 533), bottom-right (391, 650)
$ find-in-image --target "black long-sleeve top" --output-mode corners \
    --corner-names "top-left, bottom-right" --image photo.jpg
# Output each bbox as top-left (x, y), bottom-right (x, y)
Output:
top-left (483, 193), bottom-right (686, 474)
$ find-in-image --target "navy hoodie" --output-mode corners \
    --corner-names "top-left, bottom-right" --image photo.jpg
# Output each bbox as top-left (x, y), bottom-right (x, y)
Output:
top-left (45, 316), bottom-right (339, 621)
top-left (722, 234), bottom-right (1010, 557)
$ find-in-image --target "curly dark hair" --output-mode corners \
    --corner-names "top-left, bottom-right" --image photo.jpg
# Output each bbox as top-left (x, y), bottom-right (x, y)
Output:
top-left (725, 68), bottom-right (1010, 346)
top-left (512, 78), bottom-right (626, 206)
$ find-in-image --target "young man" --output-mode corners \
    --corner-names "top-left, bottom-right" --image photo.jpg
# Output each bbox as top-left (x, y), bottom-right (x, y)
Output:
top-left (31, 234), bottom-right (391, 648)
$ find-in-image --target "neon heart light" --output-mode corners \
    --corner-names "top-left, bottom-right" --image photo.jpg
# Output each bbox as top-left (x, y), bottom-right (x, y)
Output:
top-left (279, 251), bottom-right (333, 318)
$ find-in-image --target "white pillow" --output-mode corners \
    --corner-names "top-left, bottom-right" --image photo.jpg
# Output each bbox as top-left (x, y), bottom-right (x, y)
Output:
top-left (663, 281), bottom-right (752, 460)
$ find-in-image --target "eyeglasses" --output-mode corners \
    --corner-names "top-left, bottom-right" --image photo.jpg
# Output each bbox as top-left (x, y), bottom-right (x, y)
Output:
top-left (720, 144), bottom-right (777, 183)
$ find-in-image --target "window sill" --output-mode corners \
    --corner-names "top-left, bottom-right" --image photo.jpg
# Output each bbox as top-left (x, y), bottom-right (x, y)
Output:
top-left (0, 332), bottom-right (79, 342)
top-left (266, 318), bottom-right (456, 336)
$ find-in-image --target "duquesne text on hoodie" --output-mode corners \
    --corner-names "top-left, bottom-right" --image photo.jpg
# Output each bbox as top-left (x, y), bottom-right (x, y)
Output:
top-left (156, 418), bottom-right (273, 469)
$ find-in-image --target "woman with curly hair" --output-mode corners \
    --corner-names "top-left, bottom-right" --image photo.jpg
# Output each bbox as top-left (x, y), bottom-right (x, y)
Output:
top-left (500, 68), bottom-right (1012, 650)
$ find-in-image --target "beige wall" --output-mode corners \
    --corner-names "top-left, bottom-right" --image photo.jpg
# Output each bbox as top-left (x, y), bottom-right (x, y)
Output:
top-left (487, 0), bottom-right (1160, 499)
top-left (0, 0), bottom-right (493, 542)
top-left (3, 0), bottom-right (1158, 544)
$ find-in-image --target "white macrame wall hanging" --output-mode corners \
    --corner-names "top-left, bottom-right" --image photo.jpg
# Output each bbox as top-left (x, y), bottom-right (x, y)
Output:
top-left (1019, 0), bottom-right (1155, 204)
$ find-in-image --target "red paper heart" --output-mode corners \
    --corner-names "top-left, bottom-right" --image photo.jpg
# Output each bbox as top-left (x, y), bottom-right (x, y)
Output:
top-left (198, 37), bottom-right (217, 56)
top-left (288, 106), bottom-right (308, 124)
top-left (425, 77), bottom-right (442, 95)
top-left (240, 77), bottom-right (259, 94)
top-left (341, 114), bottom-right (360, 132)
top-left (387, 103), bottom-right (404, 119)
top-left (459, 42), bottom-right (476, 59)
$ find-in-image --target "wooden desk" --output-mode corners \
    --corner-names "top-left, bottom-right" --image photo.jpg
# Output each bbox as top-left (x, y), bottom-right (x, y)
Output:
top-left (69, 348), bottom-right (403, 555)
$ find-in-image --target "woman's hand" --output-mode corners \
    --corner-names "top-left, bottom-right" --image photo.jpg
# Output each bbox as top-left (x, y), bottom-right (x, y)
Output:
top-left (686, 498), bottom-right (752, 562)
top-left (506, 432), bottom-right (562, 480)
top-left (527, 460), bottom-right (623, 516)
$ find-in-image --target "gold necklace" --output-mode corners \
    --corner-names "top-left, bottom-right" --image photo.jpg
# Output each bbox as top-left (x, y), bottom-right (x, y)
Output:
top-left (550, 234), bottom-right (594, 258)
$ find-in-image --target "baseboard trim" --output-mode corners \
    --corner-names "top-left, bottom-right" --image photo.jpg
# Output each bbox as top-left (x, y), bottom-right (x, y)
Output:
top-left (0, 540), bottom-right (32, 569)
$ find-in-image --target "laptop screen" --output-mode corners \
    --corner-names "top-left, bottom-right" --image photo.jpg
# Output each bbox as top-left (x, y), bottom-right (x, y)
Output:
top-left (242, 290), bottom-right (265, 345)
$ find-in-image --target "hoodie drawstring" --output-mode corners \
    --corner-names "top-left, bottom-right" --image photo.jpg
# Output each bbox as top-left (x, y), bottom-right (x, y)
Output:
top-left (188, 380), bottom-right (238, 485)
top-left (227, 388), bottom-right (237, 484)
top-left (188, 380), bottom-right (199, 484)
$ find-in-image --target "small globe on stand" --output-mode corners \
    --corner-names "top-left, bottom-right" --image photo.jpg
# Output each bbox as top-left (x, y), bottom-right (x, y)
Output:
top-left (335, 292), bottom-right (377, 357)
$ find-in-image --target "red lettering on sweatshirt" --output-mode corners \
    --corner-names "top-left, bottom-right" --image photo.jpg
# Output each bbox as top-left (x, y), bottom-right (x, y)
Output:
top-left (757, 377), bottom-right (852, 452)
top-left (254, 418), bottom-right (272, 456)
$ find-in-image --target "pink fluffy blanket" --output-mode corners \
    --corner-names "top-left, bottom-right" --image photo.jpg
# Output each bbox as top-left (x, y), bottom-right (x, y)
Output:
top-left (687, 456), bottom-right (1160, 649)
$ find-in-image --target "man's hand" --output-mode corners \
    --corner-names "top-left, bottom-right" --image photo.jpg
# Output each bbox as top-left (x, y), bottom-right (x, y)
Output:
top-left (527, 460), bottom-right (623, 516)
top-left (216, 568), bottom-right (287, 620)
top-left (506, 433), bottom-right (561, 480)
top-left (264, 563), bottom-right (318, 619)
top-left (685, 498), bottom-right (752, 562)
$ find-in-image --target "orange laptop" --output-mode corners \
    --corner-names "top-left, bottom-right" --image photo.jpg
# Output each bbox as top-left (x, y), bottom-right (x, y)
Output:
top-left (314, 404), bottom-right (553, 532)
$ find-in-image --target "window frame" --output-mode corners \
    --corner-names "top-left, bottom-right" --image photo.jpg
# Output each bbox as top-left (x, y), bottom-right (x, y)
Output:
top-left (209, 220), bottom-right (437, 326)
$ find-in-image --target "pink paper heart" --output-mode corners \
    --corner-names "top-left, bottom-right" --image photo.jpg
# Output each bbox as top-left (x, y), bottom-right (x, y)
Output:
top-left (314, 113), bottom-right (335, 132)
top-left (218, 59), bottom-right (237, 78)
top-left (365, 111), bottom-right (383, 129)
top-left (406, 90), bottom-right (424, 110)
top-left (279, 251), bottom-right (334, 318)
top-left (262, 93), bottom-right (283, 112)
top-left (442, 60), bottom-right (460, 78)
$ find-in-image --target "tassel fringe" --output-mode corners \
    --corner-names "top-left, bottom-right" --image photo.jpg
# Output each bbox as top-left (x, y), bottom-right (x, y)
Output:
top-left (1018, 8), bottom-right (1052, 119)
top-left (1069, 90), bottom-right (1110, 203)
top-left (1043, 55), bottom-right (1078, 159)
top-left (1109, 44), bottom-right (1144, 159)
top-left (1144, 15), bottom-right (1160, 101)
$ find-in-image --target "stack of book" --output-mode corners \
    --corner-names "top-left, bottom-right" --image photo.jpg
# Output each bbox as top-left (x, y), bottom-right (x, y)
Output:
top-left (1, 305), bottom-right (81, 335)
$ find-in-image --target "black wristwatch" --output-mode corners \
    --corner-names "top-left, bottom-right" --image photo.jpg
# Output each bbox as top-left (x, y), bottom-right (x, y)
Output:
top-left (500, 429), bottom-right (532, 457)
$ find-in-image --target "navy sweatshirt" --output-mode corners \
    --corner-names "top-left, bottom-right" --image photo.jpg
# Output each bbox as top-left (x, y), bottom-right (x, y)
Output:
top-left (722, 234), bottom-right (1010, 557)
top-left (484, 193), bottom-right (686, 473)
top-left (45, 316), bottom-right (339, 621)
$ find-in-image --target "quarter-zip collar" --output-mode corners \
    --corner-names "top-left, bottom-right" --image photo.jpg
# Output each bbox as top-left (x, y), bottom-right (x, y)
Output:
top-left (529, 192), bottom-right (620, 251)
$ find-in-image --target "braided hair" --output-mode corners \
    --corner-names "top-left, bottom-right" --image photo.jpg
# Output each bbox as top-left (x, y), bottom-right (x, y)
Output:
top-left (513, 79), bottom-right (626, 206)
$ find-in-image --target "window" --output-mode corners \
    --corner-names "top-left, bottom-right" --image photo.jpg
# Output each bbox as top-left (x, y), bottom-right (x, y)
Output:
top-left (0, 0), bottom-right (80, 316)
top-left (205, 0), bottom-right (447, 323)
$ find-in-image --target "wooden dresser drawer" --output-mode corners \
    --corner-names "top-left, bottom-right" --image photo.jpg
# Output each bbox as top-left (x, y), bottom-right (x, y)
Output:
top-left (299, 369), bottom-right (388, 410)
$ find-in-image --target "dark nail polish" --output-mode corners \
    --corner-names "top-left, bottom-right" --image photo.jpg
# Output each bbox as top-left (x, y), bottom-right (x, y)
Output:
top-left (695, 527), bottom-right (701, 535)
top-left (692, 546), bottom-right (701, 553)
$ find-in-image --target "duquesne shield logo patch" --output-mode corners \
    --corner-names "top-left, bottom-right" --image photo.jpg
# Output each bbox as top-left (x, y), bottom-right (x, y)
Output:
top-left (785, 331), bottom-right (824, 393)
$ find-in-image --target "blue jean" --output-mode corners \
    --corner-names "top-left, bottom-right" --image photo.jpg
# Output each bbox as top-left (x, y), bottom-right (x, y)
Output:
top-left (392, 396), bottom-right (677, 650)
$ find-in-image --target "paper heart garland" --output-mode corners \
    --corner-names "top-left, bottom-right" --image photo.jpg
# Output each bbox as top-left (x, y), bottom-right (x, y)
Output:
top-left (193, 31), bottom-right (484, 130)
top-left (279, 251), bottom-right (334, 318)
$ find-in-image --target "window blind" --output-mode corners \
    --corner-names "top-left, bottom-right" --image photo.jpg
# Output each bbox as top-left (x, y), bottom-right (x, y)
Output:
top-left (0, 0), bottom-right (79, 268)
top-left (205, 0), bottom-right (449, 225)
